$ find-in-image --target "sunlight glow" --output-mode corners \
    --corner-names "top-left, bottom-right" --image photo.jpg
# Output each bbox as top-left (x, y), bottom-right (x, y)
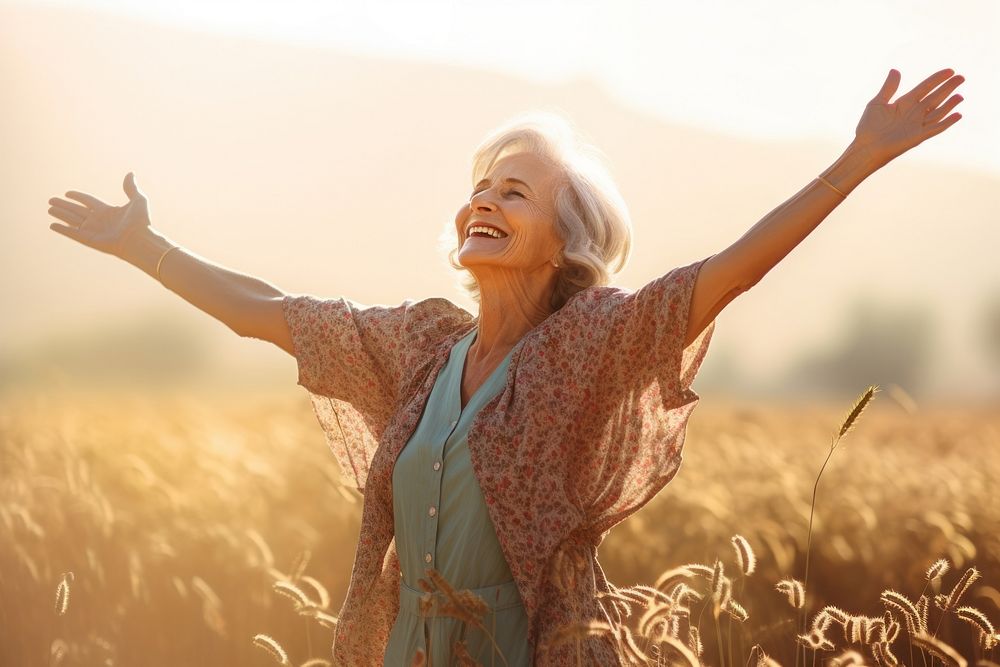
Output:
top-left (16, 0), bottom-right (998, 173)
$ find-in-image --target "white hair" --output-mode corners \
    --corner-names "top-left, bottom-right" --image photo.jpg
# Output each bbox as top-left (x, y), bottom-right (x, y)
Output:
top-left (437, 111), bottom-right (633, 311)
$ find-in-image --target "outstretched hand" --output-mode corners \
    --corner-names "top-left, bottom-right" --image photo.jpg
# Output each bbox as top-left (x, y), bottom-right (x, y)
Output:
top-left (855, 68), bottom-right (964, 168)
top-left (48, 172), bottom-right (151, 258)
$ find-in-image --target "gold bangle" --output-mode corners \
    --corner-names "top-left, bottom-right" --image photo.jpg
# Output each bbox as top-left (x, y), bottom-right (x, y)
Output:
top-left (156, 245), bottom-right (180, 283)
top-left (817, 175), bottom-right (847, 198)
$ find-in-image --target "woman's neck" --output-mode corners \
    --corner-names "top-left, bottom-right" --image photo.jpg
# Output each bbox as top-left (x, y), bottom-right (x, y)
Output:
top-left (471, 284), bottom-right (555, 364)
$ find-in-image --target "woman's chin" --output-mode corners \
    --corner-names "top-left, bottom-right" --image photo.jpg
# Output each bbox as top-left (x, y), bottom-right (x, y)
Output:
top-left (458, 245), bottom-right (507, 266)
top-left (461, 236), bottom-right (509, 250)
top-left (458, 255), bottom-right (493, 267)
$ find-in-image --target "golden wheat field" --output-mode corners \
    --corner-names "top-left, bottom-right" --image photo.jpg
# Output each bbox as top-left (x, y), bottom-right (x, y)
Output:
top-left (1, 387), bottom-right (998, 667)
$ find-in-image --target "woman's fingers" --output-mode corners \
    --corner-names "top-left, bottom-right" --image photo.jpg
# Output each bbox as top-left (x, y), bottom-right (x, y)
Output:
top-left (922, 111), bottom-right (962, 140)
top-left (48, 197), bottom-right (90, 219)
top-left (898, 68), bottom-right (955, 107)
top-left (64, 190), bottom-right (107, 210)
top-left (49, 221), bottom-right (85, 242)
top-left (48, 204), bottom-right (84, 226)
top-left (918, 75), bottom-right (965, 113)
top-left (924, 94), bottom-right (964, 125)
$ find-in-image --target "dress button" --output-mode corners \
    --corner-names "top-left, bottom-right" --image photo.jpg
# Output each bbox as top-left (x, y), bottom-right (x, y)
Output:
top-left (428, 506), bottom-right (437, 517)
top-left (424, 552), bottom-right (432, 564)
top-left (432, 461), bottom-right (441, 471)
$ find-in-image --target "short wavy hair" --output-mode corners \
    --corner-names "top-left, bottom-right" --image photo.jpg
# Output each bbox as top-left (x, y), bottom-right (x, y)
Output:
top-left (438, 111), bottom-right (633, 312)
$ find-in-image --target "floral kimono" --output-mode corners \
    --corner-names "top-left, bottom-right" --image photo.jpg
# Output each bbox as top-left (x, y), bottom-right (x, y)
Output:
top-left (282, 255), bottom-right (716, 665)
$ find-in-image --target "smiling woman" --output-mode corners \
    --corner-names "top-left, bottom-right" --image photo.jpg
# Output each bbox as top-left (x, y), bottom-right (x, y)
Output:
top-left (272, 112), bottom-right (724, 666)
top-left (443, 113), bottom-right (634, 316)
top-left (46, 66), bottom-right (965, 665)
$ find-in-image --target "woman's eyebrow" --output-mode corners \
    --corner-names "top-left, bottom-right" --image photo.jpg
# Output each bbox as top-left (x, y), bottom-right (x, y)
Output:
top-left (473, 177), bottom-right (534, 193)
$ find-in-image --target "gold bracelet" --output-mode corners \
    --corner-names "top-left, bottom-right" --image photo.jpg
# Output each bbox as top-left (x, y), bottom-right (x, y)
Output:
top-left (817, 175), bottom-right (847, 198)
top-left (156, 245), bottom-right (180, 283)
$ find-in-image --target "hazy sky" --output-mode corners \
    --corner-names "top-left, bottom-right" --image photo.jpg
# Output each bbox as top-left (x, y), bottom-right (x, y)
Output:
top-left (12, 0), bottom-right (999, 174)
top-left (4, 0), bottom-right (998, 400)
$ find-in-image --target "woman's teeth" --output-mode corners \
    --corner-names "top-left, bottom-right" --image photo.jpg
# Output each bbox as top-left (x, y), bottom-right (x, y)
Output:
top-left (468, 226), bottom-right (507, 239)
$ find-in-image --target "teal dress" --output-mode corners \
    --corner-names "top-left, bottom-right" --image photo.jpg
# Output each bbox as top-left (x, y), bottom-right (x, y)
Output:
top-left (385, 327), bottom-right (531, 666)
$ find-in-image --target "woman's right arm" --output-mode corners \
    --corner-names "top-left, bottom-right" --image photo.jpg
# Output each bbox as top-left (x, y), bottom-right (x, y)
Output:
top-left (118, 226), bottom-right (295, 353)
top-left (48, 172), bottom-right (295, 355)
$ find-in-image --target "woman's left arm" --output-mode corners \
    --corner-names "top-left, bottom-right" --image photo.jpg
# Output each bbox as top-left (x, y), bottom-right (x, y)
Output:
top-left (684, 67), bottom-right (965, 348)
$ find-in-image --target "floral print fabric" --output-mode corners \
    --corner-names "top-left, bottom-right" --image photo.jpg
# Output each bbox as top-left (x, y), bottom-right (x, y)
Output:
top-left (281, 255), bottom-right (716, 665)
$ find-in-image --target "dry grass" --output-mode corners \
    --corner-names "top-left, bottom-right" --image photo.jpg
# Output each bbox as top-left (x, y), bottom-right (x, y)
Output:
top-left (1, 387), bottom-right (998, 665)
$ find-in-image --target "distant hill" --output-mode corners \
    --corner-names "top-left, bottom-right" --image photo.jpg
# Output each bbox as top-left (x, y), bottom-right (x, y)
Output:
top-left (2, 4), bottom-right (998, 400)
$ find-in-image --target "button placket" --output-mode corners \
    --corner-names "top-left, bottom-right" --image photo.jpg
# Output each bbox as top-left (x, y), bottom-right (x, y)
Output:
top-left (423, 420), bottom-right (452, 569)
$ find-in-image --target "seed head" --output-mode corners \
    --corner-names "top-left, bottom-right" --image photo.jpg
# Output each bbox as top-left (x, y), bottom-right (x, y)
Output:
top-left (838, 385), bottom-right (879, 439)
top-left (731, 534), bottom-right (756, 576)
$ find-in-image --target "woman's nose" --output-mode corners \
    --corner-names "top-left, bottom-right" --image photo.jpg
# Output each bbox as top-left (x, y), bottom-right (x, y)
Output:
top-left (469, 190), bottom-right (497, 211)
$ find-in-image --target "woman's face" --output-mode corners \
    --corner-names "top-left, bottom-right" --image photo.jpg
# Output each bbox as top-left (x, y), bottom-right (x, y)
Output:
top-left (453, 151), bottom-right (565, 279)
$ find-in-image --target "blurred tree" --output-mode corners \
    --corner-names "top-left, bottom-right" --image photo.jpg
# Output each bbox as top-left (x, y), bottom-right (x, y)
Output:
top-left (0, 311), bottom-right (210, 392)
top-left (777, 298), bottom-right (936, 400)
top-left (979, 288), bottom-right (1000, 369)
top-left (689, 343), bottom-right (749, 396)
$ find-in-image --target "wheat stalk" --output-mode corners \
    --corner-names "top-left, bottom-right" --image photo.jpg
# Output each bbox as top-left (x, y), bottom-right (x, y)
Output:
top-left (749, 644), bottom-right (782, 667)
top-left (688, 626), bottom-right (704, 657)
top-left (723, 599), bottom-right (749, 623)
top-left (615, 624), bottom-right (653, 665)
top-left (943, 567), bottom-right (981, 611)
top-left (880, 613), bottom-right (901, 644)
top-left (419, 568), bottom-right (509, 667)
top-left (252, 633), bottom-right (291, 666)
top-left (818, 605), bottom-right (851, 626)
top-left (828, 648), bottom-right (866, 667)
top-left (538, 621), bottom-right (614, 660)
top-left (955, 606), bottom-right (997, 650)
top-left (731, 535), bottom-right (756, 577)
top-left (797, 385), bottom-right (879, 667)
top-left (654, 566), bottom-right (700, 593)
top-left (916, 595), bottom-right (929, 633)
top-left (839, 384), bottom-right (879, 438)
top-left (298, 575), bottom-right (331, 609)
top-left (926, 558), bottom-right (951, 581)
top-left (873, 639), bottom-right (902, 667)
top-left (297, 606), bottom-right (339, 629)
top-left (881, 590), bottom-right (920, 626)
top-left (796, 628), bottom-right (834, 651)
top-left (776, 579), bottom-right (805, 609)
top-left (911, 631), bottom-right (966, 667)
top-left (54, 572), bottom-right (73, 616)
top-left (682, 563), bottom-right (716, 578)
top-left (669, 583), bottom-right (704, 606)
top-left (273, 580), bottom-right (313, 609)
top-left (289, 549), bottom-right (311, 581)
top-left (452, 640), bottom-right (479, 666)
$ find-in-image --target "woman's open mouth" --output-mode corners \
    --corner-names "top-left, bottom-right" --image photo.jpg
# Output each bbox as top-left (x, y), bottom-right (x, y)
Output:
top-left (466, 225), bottom-right (508, 240)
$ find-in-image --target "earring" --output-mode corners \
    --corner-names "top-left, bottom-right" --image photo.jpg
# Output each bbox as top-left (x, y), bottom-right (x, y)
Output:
top-left (551, 260), bottom-right (560, 268)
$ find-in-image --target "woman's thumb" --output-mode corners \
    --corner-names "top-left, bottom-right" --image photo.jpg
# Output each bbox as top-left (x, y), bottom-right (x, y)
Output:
top-left (123, 171), bottom-right (140, 200)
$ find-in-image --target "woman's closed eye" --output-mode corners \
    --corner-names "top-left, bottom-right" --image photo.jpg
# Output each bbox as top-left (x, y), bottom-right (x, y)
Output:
top-left (469, 188), bottom-right (524, 199)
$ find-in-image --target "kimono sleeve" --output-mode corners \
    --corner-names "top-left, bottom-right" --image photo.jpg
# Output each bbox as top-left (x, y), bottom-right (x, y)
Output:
top-left (281, 293), bottom-right (463, 492)
top-left (576, 254), bottom-right (717, 536)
